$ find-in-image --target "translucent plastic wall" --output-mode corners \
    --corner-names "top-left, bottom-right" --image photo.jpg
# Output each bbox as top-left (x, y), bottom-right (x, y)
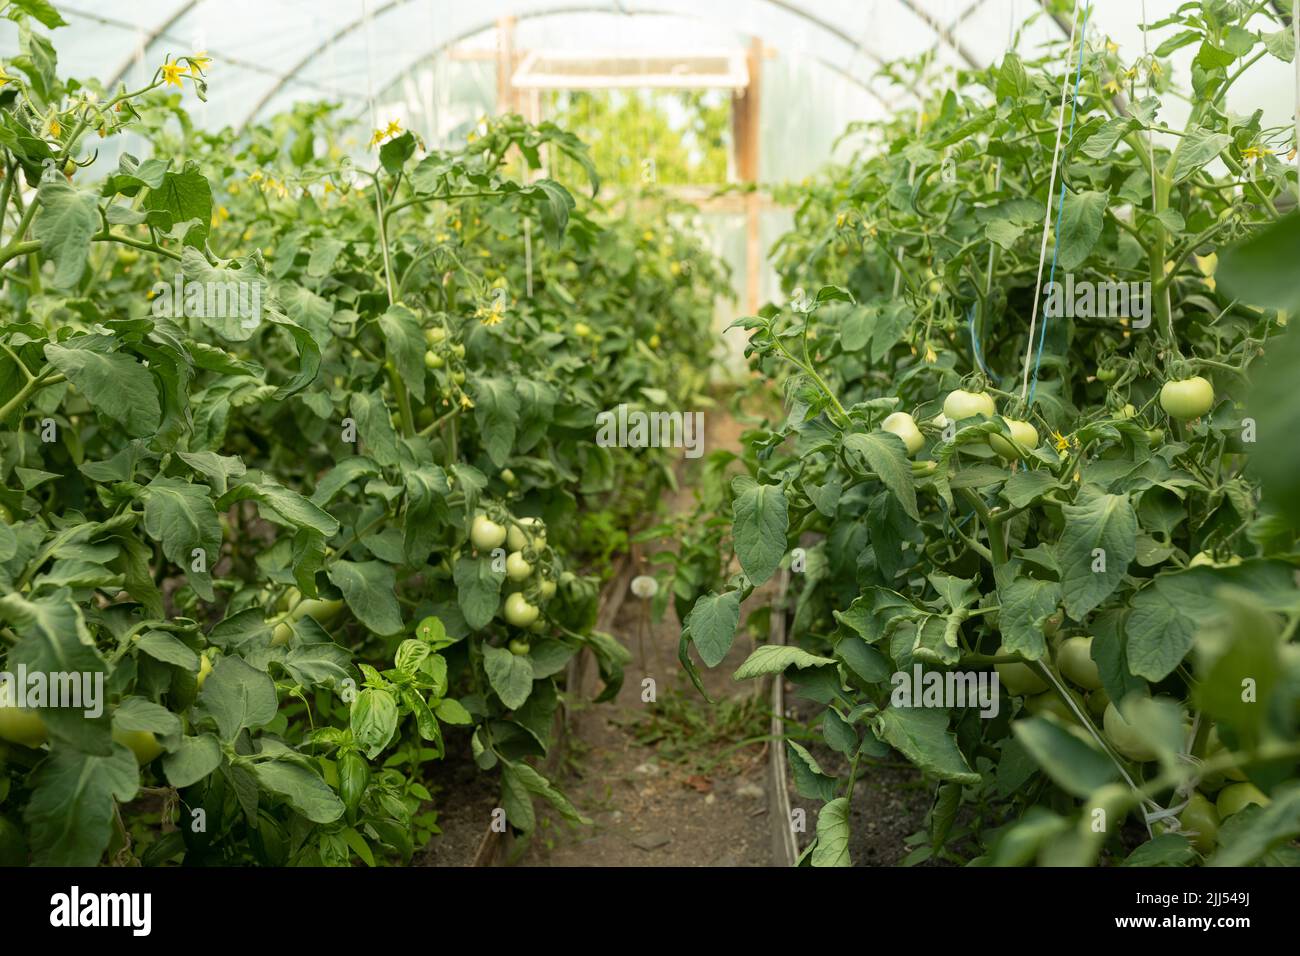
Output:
top-left (3, 0), bottom-right (1296, 377)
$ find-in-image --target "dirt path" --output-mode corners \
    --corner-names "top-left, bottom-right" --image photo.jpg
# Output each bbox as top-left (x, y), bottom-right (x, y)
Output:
top-left (519, 404), bottom-right (777, 866)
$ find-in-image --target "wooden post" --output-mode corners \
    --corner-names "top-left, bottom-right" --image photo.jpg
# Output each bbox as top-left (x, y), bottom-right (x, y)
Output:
top-left (736, 38), bottom-right (763, 314)
top-left (495, 16), bottom-right (516, 115)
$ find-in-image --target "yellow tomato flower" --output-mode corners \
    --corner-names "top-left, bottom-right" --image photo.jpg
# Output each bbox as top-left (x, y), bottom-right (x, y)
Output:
top-left (1051, 430), bottom-right (1070, 452)
top-left (188, 53), bottom-right (211, 75)
top-left (459, 394), bottom-right (474, 410)
top-left (384, 119), bottom-right (403, 139)
top-left (248, 170), bottom-right (263, 182)
top-left (1241, 145), bottom-right (1273, 163)
top-left (46, 117), bottom-right (61, 138)
top-left (161, 59), bottom-right (186, 88)
top-left (923, 346), bottom-right (937, 364)
top-left (0, 65), bottom-right (12, 88)
top-left (1102, 79), bottom-right (1120, 95)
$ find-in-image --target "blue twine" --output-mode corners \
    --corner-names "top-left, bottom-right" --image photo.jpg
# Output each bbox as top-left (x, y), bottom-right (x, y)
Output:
top-left (1028, 0), bottom-right (1093, 408)
top-left (967, 303), bottom-right (999, 384)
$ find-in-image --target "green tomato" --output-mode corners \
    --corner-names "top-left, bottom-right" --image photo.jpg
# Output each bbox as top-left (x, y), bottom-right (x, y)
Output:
top-left (504, 592), bottom-right (540, 627)
top-left (507, 517), bottom-right (546, 552)
top-left (1103, 702), bottom-right (1157, 762)
top-left (505, 551), bottom-right (533, 581)
top-left (539, 578), bottom-right (557, 601)
top-left (988, 418), bottom-right (1039, 459)
top-left (0, 685), bottom-right (47, 748)
top-left (471, 514), bottom-right (507, 551)
top-left (942, 388), bottom-right (996, 421)
top-left (1216, 782), bottom-right (1269, 818)
top-left (995, 648), bottom-right (1049, 696)
top-left (1096, 366), bottom-right (1118, 382)
top-left (881, 412), bottom-right (924, 456)
top-left (451, 371), bottom-right (466, 385)
top-left (197, 653), bottom-right (213, 690)
top-left (113, 728), bottom-right (164, 765)
top-left (292, 597), bottom-right (345, 626)
top-left (508, 638), bottom-right (531, 656)
top-left (1057, 636), bottom-right (1102, 690)
top-left (1206, 727), bottom-right (1249, 782)
top-left (1146, 427), bottom-right (1165, 446)
top-left (1159, 376), bottom-right (1214, 420)
top-left (1087, 687), bottom-right (1110, 720)
top-left (0, 504), bottom-right (12, 524)
top-left (574, 321), bottom-right (591, 338)
top-left (425, 326), bottom-right (447, 345)
top-left (272, 621), bottom-right (293, 646)
top-left (1023, 687), bottom-right (1085, 723)
top-left (424, 350), bottom-right (444, 370)
top-left (451, 344), bottom-right (466, 360)
top-left (1177, 792), bottom-right (1219, 854)
top-left (500, 468), bottom-right (517, 486)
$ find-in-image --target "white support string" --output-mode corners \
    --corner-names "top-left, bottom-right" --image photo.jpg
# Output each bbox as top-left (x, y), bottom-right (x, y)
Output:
top-left (1018, 7), bottom-right (1081, 402)
top-left (1293, 0), bottom-right (1299, 198)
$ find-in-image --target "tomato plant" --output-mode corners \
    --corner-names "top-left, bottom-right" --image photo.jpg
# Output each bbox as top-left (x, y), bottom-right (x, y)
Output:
top-left (0, 3), bottom-right (727, 865)
top-left (683, 1), bottom-right (1300, 866)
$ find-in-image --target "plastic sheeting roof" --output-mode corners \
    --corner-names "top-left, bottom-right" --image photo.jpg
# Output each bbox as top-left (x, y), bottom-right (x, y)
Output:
top-left (1, 1), bottom-right (1294, 167)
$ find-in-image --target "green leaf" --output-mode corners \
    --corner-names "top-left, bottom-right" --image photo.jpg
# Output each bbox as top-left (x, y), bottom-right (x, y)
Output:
top-left (162, 734), bottom-right (223, 788)
top-left (350, 687), bottom-right (399, 758)
top-left (45, 339), bottom-right (161, 437)
top-left (327, 560), bottom-right (403, 636)
top-left (24, 746), bottom-right (139, 866)
top-left (732, 644), bottom-right (835, 680)
top-left (196, 656), bottom-right (278, 742)
top-left (33, 179), bottom-right (98, 287)
top-left (835, 635), bottom-right (892, 682)
top-left (1171, 127), bottom-right (1233, 184)
top-left (252, 759), bottom-right (345, 824)
top-left (1081, 117), bottom-right (1135, 160)
top-left (142, 476), bottom-right (222, 601)
top-left (875, 708), bottom-right (980, 784)
top-left (842, 431), bottom-right (919, 520)
top-left (787, 741), bottom-right (837, 802)
top-left (810, 797), bottom-right (852, 867)
top-left (1218, 213), bottom-right (1300, 313)
top-left (1056, 190), bottom-right (1107, 272)
top-left (7, 0), bottom-right (69, 29)
top-left (378, 303), bottom-right (425, 402)
top-left (730, 476), bottom-right (788, 586)
top-left (453, 556), bottom-right (503, 630)
top-left (1207, 788), bottom-right (1300, 867)
top-left (684, 589), bottom-right (742, 668)
top-left (1057, 490), bottom-right (1137, 620)
top-left (483, 644), bottom-right (535, 710)
top-left (528, 178), bottom-right (574, 244)
top-left (1193, 588), bottom-right (1281, 747)
top-left (996, 570), bottom-right (1061, 660)
top-left (143, 161), bottom-right (212, 246)
top-left (134, 630), bottom-right (200, 671)
top-left (1012, 716), bottom-right (1118, 798)
top-left (472, 377), bottom-right (521, 467)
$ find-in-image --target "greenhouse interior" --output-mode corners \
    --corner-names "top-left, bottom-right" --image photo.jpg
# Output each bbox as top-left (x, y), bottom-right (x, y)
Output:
top-left (0, 0), bottom-right (1299, 885)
